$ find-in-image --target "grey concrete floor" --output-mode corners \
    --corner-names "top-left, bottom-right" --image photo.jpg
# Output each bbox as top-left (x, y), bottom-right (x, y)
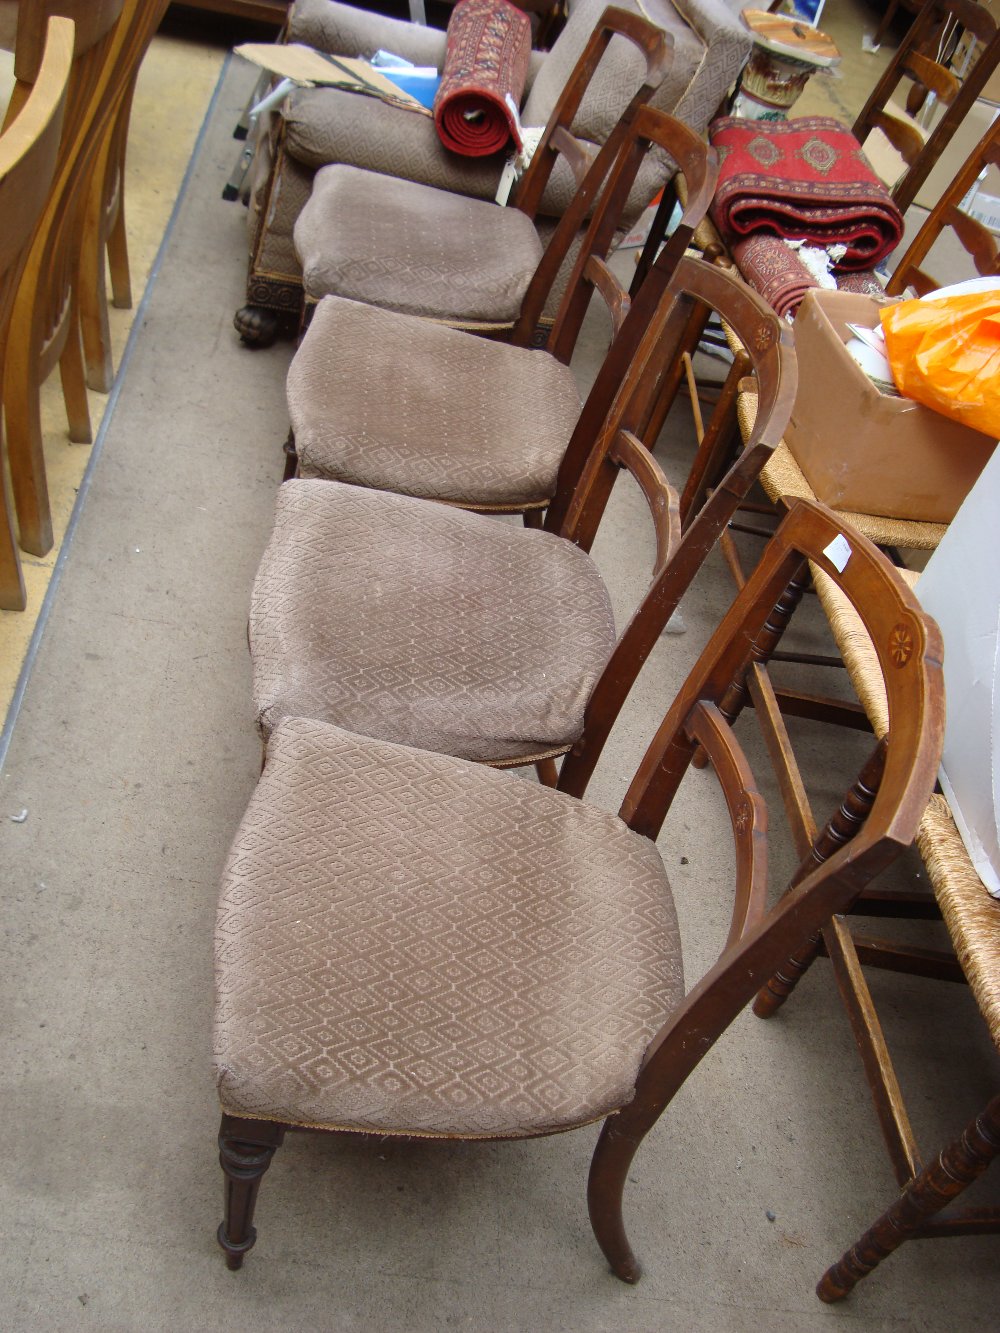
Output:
top-left (1, 40), bottom-right (999, 1333)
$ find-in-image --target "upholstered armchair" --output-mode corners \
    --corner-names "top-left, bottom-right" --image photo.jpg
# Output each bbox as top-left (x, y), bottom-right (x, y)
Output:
top-left (235, 0), bottom-right (750, 342)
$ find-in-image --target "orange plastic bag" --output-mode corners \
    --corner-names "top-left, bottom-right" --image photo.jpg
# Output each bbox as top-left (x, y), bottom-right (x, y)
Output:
top-left (880, 291), bottom-right (1000, 439)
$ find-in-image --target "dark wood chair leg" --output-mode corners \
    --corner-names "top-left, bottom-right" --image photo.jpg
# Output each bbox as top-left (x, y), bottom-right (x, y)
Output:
top-left (753, 929), bottom-right (823, 1017)
top-left (817, 1096), bottom-right (1000, 1302)
top-left (587, 1116), bottom-right (647, 1283)
top-left (282, 431), bottom-right (298, 482)
top-left (217, 1113), bottom-right (286, 1270)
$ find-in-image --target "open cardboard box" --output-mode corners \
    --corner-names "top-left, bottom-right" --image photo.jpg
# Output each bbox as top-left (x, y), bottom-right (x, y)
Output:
top-left (784, 288), bottom-right (997, 523)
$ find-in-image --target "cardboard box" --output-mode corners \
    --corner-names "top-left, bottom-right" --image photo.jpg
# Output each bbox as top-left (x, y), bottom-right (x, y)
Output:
top-left (917, 443), bottom-right (1000, 898)
top-left (784, 289), bottom-right (997, 523)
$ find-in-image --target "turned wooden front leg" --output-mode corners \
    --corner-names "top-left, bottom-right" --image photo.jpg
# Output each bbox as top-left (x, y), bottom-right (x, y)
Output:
top-left (817, 1095), bottom-right (1000, 1302)
top-left (217, 1114), bottom-right (286, 1270)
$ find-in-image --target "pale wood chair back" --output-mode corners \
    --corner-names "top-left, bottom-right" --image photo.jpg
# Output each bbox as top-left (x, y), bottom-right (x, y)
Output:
top-left (886, 116), bottom-right (1000, 295)
top-left (853, 0), bottom-right (1000, 214)
top-left (0, 14), bottom-right (73, 610)
top-left (3, 0), bottom-right (166, 560)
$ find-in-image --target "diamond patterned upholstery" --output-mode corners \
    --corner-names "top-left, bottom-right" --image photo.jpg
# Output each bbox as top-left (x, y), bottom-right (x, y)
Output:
top-left (287, 296), bottom-right (582, 503)
top-left (294, 164), bottom-right (545, 321)
top-left (214, 715), bottom-right (684, 1137)
top-left (250, 480), bottom-right (616, 760)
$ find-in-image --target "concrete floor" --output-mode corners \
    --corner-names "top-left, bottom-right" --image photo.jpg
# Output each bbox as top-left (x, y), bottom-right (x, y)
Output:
top-left (1, 5), bottom-right (998, 1329)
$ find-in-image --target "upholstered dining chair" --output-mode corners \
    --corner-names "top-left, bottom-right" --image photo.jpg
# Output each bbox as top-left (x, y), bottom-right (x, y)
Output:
top-left (249, 257), bottom-right (795, 793)
top-left (0, 14), bottom-right (73, 611)
top-left (213, 497), bottom-right (945, 1277)
top-left (235, 0), bottom-right (750, 341)
top-left (292, 7), bottom-right (672, 334)
top-left (283, 101), bottom-right (718, 517)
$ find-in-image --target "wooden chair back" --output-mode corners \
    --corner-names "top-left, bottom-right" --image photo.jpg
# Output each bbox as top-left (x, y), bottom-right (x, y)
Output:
top-left (549, 255), bottom-right (796, 797)
top-left (513, 6), bottom-right (672, 222)
top-left (886, 117), bottom-right (1000, 296)
top-left (853, 0), bottom-right (1000, 214)
top-left (0, 14), bottom-right (74, 610)
top-left (500, 7), bottom-right (704, 362)
top-left (5, 0), bottom-right (123, 120)
top-left (586, 497), bottom-right (945, 1281)
top-left (515, 100), bottom-right (718, 365)
top-left (3, 0), bottom-right (166, 558)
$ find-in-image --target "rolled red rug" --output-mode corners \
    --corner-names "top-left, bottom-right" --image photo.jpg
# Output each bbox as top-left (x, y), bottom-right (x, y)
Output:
top-left (433, 0), bottom-right (532, 158)
top-left (709, 115), bottom-right (904, 271)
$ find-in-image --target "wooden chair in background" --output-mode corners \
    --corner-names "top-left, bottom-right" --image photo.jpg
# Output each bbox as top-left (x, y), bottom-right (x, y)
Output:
top-left (885, 114), bottom-right (1000, 294)
top-left (249, 257), bottom-right (794, 794)
top-left (0, 15), bottom-right (73, 610)
top-left (749, 560), bottom-right (1000, 1300)
top-left (2, 0), bottom-right (126, 558)
top-left (283, 102), bottom-right (719, 519)
top-left (2, 0), bottom-right (167, 561)
top-left (213, 498), bottom-right (944, 1276)
top-left (78, 0), bottom-right (168, 394)
top-left (852, 0), bottom-right (1000, 213)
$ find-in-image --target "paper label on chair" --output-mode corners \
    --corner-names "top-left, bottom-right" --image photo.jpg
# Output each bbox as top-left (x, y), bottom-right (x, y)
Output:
top-left (823, 533), bottom-right (852, 573)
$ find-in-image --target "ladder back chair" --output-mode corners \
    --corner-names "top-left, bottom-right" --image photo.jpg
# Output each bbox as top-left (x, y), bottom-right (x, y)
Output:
top-left (249, 257), bottom-right (795, 793)
top-left (750, 558), bottom-right (1000, 1301)
top-left (213, 497), bottom-right (945, 1277)
top-left (0, 14), bottom-right (73, 610)
top-left (283, 100), bottom-right (718, 517)
top-left (291, 7), bottom-right (673, 332)
top-left (852, 0), bottom-right (1000, 214)
top-left (885, 115), bottom-right (1000, 296)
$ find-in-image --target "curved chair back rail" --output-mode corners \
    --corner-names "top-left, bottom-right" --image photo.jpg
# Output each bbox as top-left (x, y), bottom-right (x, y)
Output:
top-left (0, 15), bottom-right (75, 612)
top-left (215, 496), bottom-right (944, 1280)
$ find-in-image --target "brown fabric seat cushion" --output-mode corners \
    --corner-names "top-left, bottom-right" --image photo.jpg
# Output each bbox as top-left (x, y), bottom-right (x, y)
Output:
top-left (288, 296), bottom-right (582, 504)
top-left (250, 480), bottom-right (616, 761)
top-left (294, 164), bottom-right (544, 322)
top-left (214, 716), bottom-right (684, 1137)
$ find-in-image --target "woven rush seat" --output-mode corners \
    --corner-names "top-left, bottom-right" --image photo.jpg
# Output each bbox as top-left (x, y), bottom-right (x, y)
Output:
top-left (813, 562), bottom-right (1000, 1050)
top-left (288, 296), bottom-right (581, 503)
top-left (250, 480), bottom-right (616, 760)
top-left (294, 164), bottom-right (544, 323)
top-left (214, 715), bottom-right (684, 1138)
top-left (736, 388), bottom-right (948, 552)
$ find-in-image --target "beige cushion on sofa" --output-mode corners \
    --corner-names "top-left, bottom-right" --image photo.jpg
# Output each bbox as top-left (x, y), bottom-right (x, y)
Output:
top-left (295, 164), bottom-right (545, 322)
top-left (249, 480), bottom-right (616, 760)
top-left (214, 715), bottom-right (684, 1137)
top-left (283, 87), bottom-right (506, 197)
top-left (288, 296), bottom-right (581, 504)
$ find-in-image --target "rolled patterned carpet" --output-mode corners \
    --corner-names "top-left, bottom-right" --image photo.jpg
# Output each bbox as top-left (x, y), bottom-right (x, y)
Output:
top-left (732, 234), bottom-right (887, 319)
top-left (709, 115), bottom-right (904, 271)
top-left (433, 0), bottom-right (532, 158)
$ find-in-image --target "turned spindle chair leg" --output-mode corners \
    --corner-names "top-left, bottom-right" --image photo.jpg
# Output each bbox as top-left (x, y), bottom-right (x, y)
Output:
top-left (817, 1096), bottom-right (1000, 1301)
top-left (217, 1114), bottom-right (286, 1271)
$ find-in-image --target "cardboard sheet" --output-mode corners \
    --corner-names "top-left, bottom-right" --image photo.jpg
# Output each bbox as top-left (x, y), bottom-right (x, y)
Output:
top-left (917, 445), bottom-right (1000, 897)
top-left (234, 42), bottom-right (431, 115)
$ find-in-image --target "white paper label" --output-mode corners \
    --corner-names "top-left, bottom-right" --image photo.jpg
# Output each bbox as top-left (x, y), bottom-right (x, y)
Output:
top-left (823, 533), bottom-right (852, 573)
